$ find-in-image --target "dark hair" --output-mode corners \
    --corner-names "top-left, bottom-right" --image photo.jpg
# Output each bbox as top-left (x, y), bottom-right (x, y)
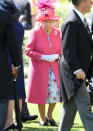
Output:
top-left (72, 0), bottom-right (86, 6)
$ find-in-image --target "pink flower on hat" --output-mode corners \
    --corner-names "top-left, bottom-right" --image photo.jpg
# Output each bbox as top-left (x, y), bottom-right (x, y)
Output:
top-left (40, 7), bottom-right (55, 17)
top-left (35, 0), bottom-right (55, 9)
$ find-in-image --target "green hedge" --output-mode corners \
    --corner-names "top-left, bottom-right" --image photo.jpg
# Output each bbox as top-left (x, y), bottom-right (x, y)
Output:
top-left (60, 0), bottom-right (68, 2)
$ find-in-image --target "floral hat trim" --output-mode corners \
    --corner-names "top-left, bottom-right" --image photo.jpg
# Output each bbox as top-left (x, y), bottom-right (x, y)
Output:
top-left (35, 0), bottom-right (55, 10)
top-left (35, 15), bottom-right (60, 22)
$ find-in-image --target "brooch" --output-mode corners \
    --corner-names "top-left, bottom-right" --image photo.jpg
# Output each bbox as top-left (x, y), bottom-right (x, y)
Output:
top-left (54, 31), bottom-right (57, 35)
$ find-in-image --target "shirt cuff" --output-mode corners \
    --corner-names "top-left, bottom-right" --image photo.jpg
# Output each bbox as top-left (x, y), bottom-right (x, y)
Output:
top-left (74, 69), bottom-right (82, 74)
top-left (14, 65), bottom-right (21, 69)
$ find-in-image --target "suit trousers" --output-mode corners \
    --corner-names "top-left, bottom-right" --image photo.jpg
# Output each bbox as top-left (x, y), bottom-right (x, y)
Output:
top-left (0, 98), bottom-right (9, 131)
top-left (58, 81), bottom-right (93, 131)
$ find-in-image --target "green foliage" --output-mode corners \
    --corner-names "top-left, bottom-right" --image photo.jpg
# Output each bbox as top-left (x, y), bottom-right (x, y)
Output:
top-left (60, 0), bottom-right (72, 3)
top-left (54, 2), bottom-right (73, 27)
top-left (22, 37), bottom-right (29, 78)
top-left (60, 0), bottom-right (67, 2)
top-left (22, 37), bottom-right (29, 66)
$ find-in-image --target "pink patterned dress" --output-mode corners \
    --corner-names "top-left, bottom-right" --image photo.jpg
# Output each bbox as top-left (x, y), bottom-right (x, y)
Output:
top-left (46, 66), bottom-right (60, 103)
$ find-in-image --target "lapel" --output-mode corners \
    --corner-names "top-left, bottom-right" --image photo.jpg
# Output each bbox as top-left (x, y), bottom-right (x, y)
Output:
top-left (73, 10), bottom-right (93, 44)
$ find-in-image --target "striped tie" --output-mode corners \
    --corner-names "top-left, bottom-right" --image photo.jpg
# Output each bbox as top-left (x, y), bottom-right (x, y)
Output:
top-left (83, 18), bottom-right (90, 33)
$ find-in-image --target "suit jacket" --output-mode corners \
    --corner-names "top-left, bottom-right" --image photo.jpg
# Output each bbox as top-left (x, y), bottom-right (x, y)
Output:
top-left (60, 10), bottom-right (93, 102)
top-left (0, 5), bottom-right (20, 100)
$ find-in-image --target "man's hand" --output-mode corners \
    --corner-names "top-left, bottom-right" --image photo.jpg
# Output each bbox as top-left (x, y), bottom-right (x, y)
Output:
top-left (12, 64), bottom-right (19, 80)
top-left (76, 70), bottom-right (86, 80)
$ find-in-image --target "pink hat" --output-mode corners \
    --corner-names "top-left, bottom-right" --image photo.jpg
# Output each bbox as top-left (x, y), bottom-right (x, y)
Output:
top-left (35, 0), bottom-right (60, 22)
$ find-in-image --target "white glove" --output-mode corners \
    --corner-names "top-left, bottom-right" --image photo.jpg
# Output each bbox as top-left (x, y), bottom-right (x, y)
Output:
top-left (41, 55), bottom-right (50, 62)
top-left (50, 54), bottom-right (59, 61)
top-left (41, 54), bottom-right (59, 62)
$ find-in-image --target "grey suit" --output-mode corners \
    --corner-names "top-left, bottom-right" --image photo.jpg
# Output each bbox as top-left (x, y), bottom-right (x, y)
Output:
top-left (59, 9), bottom-right (93, 131)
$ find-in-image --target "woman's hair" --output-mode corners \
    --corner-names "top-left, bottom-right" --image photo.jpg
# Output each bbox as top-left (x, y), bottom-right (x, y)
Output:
top-left (72, 0), bottom-right (86, 6)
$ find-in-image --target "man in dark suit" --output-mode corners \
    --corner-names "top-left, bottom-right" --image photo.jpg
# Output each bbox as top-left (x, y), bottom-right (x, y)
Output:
top-left (0, 0), bottom-right (20, 130)
top-left (15, 0), bottom-right (32, 29)
top-left (59, 0), bottom-right (93, 131)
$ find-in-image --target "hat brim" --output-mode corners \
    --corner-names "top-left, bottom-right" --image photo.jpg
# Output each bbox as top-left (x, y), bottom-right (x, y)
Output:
top-left (35, 16), bottom-right (60, 22)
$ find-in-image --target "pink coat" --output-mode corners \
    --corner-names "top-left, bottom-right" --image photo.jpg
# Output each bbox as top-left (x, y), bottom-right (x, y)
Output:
top-left (25, 26), bottom-right (62, 104)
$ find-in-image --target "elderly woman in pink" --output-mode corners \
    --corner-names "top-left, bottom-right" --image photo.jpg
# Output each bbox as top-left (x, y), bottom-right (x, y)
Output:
top-left (25, 0), bottom-right (62, 126)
